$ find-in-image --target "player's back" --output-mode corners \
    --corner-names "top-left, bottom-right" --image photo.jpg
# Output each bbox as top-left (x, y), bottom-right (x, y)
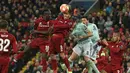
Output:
top-left (0, 32), bottom-right (16, 57)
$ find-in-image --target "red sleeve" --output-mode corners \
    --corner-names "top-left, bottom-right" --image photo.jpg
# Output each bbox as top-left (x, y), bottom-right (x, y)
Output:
top-left (12, 36), bottom-right (18, 54)
top-left (119, 42), bottom-right (127, 51)
top-left (97, 56), bottom-right (106, 63)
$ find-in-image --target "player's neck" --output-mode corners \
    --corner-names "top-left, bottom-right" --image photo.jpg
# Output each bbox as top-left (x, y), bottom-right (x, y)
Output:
top-left (0, 29), bottom-right (8, 32)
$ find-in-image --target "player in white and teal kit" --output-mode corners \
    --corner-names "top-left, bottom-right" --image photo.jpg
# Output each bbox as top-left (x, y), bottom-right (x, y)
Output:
top-left (87, 23), bottom-right (101, 60)
top-left (68, 19), bottom-right (100, 73)
top-left (81, 17), bottom-right (101, 73)
top-left (71, 22), bottom-right (92, 57)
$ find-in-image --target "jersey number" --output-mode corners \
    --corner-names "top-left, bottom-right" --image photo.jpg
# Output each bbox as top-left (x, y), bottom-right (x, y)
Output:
top-left (0, 38), bottom-right (10, 52)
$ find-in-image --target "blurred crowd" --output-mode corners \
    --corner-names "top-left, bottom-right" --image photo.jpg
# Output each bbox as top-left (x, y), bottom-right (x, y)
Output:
top-left (0, 0), bottom-right (130, 73)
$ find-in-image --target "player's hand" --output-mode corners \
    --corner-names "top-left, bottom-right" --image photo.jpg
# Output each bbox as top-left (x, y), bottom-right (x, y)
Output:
top-left (94, 60), bottom-right (97, 64)
top-left (102, 39), bottom-right (108, 46)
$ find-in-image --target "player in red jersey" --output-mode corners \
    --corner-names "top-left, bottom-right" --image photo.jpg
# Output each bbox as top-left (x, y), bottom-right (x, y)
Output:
top-left (14, 10), bottom-right (53, 73)
top-left (49, 13), bottom-right (74, 73)
top-left (102, 31), bottom-right (127, 73)
top-left (0, 20), bottom-right (18, 73)
top-left (29, 10), bottom-right (53, 73)
top-left (96, 48), bottom-right (109, 72)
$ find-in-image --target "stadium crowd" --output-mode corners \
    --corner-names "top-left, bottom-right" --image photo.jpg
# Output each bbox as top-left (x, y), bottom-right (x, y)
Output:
top-left (0, 0), bottom-right (130, 73)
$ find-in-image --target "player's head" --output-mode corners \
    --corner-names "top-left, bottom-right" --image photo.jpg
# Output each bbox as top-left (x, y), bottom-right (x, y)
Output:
top-left (0, 19), bottom-right (8, 29)
top-left (111, 31), bottom-right (120, 42)
top-left (81, 16), bottom-right (89, 24)
top-left (43, 9), bottom-right (52, 21)
top-left (63, 12), bottom-right (71, 19)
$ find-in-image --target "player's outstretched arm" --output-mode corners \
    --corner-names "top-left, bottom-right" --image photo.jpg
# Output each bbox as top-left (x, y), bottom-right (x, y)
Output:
top-left (78, 29), bottom-right (93, 40)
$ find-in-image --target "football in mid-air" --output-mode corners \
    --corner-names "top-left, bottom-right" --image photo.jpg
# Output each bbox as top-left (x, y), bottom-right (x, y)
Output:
top-left (60, 4), bottom-right (70, 13)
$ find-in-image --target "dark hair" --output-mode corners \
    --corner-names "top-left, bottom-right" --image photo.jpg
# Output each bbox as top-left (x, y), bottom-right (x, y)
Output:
top-left (0, 20), bottom-right (8, 29)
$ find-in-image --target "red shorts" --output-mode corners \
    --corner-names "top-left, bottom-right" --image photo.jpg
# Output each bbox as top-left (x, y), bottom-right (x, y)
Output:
top-left (30, 38), bottom-right (50, 53)
top-left (50, 34), bottom-right (64, 54)
top-left (0, 56), bottom-right (10, 73)
top-left (103, 63), bottom-right (112, 73)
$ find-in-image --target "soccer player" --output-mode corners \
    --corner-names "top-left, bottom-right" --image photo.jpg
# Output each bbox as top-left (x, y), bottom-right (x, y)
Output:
top-left (96, 48), bottom-right (110, 72)
top-left (29, 10), bottom-right (53, 73)
top-left (81, 17), bottom-right (101, 73)
top-left (102, 32), bottom-right (127, 73)
top-left (68, 17), bottom-right (100, 73)
top-left (49, 13), bottom-right (73, 73)
top-left (14, 10), bottom-right (53, 73)
top-left (84, 18), bottom-right (101, 60)
top-left (0, 20), bottom-right (18, 73)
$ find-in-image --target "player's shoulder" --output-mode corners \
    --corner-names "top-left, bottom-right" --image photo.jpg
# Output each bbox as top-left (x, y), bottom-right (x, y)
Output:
top-left (35, 17), bottom-right (45, 22)
top-left (7, 33), bottom-right (15, 38)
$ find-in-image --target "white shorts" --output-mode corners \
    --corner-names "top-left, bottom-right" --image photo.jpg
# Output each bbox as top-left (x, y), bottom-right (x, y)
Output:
top-left (90, 42), bottom-right (101, 60)
top-left (73, 41), bottom-right (93, 57)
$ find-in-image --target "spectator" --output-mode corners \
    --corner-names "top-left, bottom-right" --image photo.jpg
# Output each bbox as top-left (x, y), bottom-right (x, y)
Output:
top-left (104, 16), bottom-right (113, 33)
top-left (105, 2), bottom-right (114, 16)
top-left (97, 15), bottom-right (105, 32)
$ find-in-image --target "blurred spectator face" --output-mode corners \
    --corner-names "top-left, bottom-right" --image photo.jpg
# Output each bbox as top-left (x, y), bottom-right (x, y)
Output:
top-left (81, 18), bottom-right (88, 24)
top-left (25, 14), bottom-right (28, 18)
top-left (116, 5), bottom-right (120, 9)
top-left (107, 17), bottom-right (111, 21)
top-left (125, 12), bottom-right (128, 16)
top-left (33, 6), bottom-right (37, 11)
top-left (97, 12), bottom-right (101, 17)
top-left (63, 13), bottom-right (71, 19)
top-left (18, 14), bottom-right (22, 18)
top-left (116, 0), bottom-right (120, 4)
top-left (35, 10), bottom-right (39, 15)
top-left (19, 5), bottom-right (23, 10)
top-left (52, 4), bottom-right (56, 8)
top-left (44, 1), bottom-right (47, 5)
top-left (26, 8), bottom-right (30, 12)
top-left (14, 10), bottom-right (18, 15)
top-left (99, 16), bottom-right (103, 20)
top-left (108, 2), bottom-right (112, 6)
top-left (35, 60), bottom-right (40, 67)
top-left (21, 10), bottom-right (25, 16)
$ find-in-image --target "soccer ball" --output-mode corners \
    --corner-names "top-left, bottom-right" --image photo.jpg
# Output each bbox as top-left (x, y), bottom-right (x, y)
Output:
top-left (60, 4), bottom-right (70, 13)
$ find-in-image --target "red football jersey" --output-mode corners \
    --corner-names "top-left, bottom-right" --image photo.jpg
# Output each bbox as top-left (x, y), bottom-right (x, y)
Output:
top-left (53, 17), bottom-right (74, 37)
top-left (0, 31), bottom-right (17, 57)
top-left (107, 42), bottom-right (126, 70)
top-left (35, 17), bottom-right (52, 32)
top-left (97, 48), bottom-right (109, 71)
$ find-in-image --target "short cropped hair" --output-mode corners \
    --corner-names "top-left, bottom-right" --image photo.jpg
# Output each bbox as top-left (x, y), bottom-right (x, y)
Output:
top-left (0, 20), bottom-right (8, 29)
